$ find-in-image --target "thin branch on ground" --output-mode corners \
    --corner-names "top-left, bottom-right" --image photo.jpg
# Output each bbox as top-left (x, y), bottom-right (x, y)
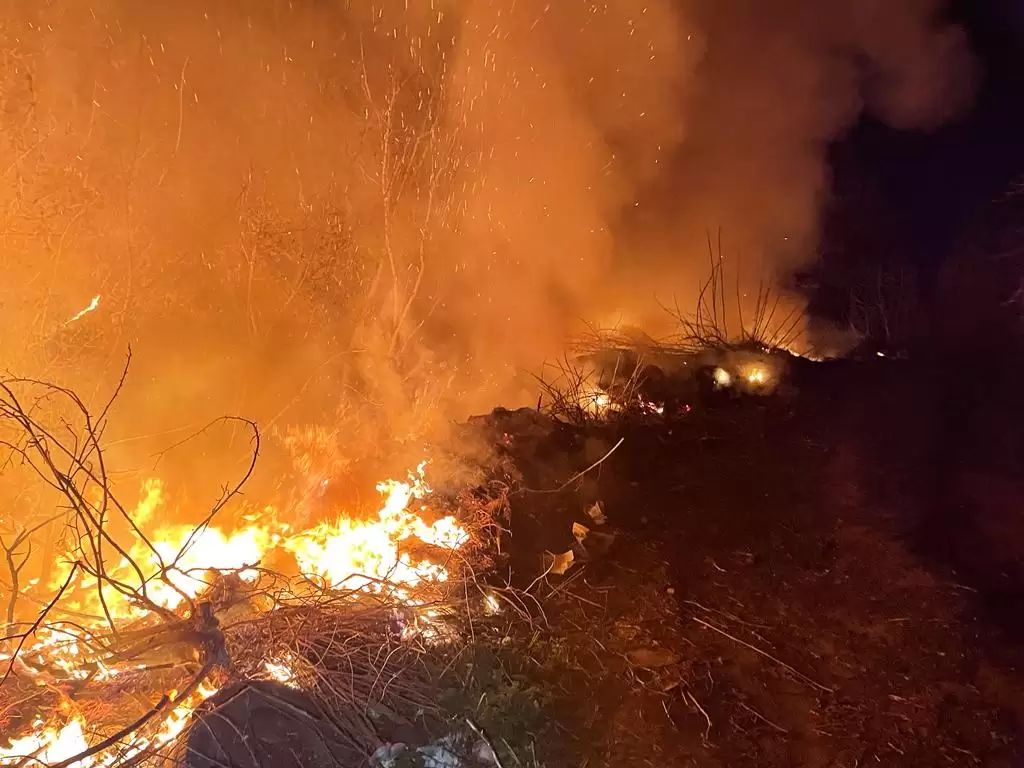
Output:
top-left (692, 616), bottom-right (834, 694)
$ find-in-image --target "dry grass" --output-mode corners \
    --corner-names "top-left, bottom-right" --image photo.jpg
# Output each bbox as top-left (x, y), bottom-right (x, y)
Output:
top-left (533, 355), bottom-right (648, 427)
top-left (0, 367), bottom-right (538, 767)
top-left (571, 235), bottom-right (805, 368)
top-left (555, 236), bottom-right (805, 419)
top-left (661, 234), bottom-right (804, 354)
top-left (0, 528), bottom-right (530, 766)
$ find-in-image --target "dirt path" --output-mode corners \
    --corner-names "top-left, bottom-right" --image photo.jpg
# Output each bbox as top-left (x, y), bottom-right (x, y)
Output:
top-left (538, 392), bottom-right (1024, 767)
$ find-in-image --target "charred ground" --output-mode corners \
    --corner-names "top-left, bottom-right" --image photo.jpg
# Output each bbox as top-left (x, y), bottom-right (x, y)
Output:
top-left (494, 354), bottom-right (1024, 767)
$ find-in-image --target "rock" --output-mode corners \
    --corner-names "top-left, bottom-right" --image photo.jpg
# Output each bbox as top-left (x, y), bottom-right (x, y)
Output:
top-left (167, 680), bottom-right (359, 768)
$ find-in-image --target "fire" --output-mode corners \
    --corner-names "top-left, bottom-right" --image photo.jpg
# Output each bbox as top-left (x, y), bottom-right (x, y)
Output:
top-left (51, 461), bottom-right (468, 619)
top-left (743, 365), bottom-right (769, 385)
top-left (0, 717), bottom-right (88, 766)
top-left (51, 490), bottom-right (287, 620)
top-left (264, 659), bottom-right (298, 686)
top-left (285, 463), bottom-right (469, 593)
top-left (0, 682), bottom-right (223, 767)
top-left (713, 367), bottom-right (733, 388)
top-left (2, 460), bottom-right (468, 766)
top-left (577, 385), bottom-right (613, 417)
top-left (139, 523), bottom-right (280, 611)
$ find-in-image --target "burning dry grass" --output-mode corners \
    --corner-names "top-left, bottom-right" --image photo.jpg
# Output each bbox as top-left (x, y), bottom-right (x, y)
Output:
top-left (572, 238), bottom-right (806, 366)
top-left (533, 356), bottom-right (648, 426)
top-left (550, 247), bottom-right (809, 424)
top-left (0, 580), bottom-right (517, 767)
top-left (533, 353), bottom-right (680, 428)
top-left (197, 590), bottom-right (471, 764)
top-left (0, 558), bottom-right (515, 767)
top-left (0, 366), bottom-right (523, 767)
top-left (659, 234), bottom-right (805, 355)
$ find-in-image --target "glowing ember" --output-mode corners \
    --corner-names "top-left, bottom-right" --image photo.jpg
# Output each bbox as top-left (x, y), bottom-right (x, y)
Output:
top-left (264, 659), bottom-right (298, 686)
top-left (744, 365), bottom-right (769, 385)
top-left (66, 294), bottom-right (101, 324)
top-left (578, 385), bottom-right (613, 417)
top-left (483, 592), bottom-right (502, 615)
top-left (713, 367), bottom-right (733, 388)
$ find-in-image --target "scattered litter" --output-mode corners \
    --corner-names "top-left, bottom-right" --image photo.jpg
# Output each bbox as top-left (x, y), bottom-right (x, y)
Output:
top-left (373, 742), bottom-right (410, 767)
top-left (576, 529), bottom-right (616, 559)
top-left (373, 731), bottom-right (501, 768)
top-left (585, 501), bottom-right (607, 526)
top-left (544, 549), bottom-right (576, 575)
top-left (571, 518), bottom-right (616, 559)
top-left (572, 521), bottom-right (590, 542)
top-left (417, 736), bottom-right (466, 768)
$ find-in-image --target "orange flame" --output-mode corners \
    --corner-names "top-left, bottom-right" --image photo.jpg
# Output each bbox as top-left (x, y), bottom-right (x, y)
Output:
top-left (2, 460), bottom-right (468, 766)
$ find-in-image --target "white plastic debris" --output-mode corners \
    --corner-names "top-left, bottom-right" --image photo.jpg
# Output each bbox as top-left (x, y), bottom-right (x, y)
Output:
top-left (372, 742), bottom-right (409, 767)
top-left (585, 501), bottom-right (607, 526)
top-left (417, 735), bottom-right (463, 767)
top-left (373, 732), bottom-right (500, 768)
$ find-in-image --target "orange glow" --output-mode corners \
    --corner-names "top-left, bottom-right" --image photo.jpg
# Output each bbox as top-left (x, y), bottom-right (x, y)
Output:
top-left (2, 461), bottom-right (466, 765)
top-left (284, 462), bottom-right (469, 593)
top-left (744, 366), bottom-right (768, 385)
top-left (0, 679), bottom-right (224, 767)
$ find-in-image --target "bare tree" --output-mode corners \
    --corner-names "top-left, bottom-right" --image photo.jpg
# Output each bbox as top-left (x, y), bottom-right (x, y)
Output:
top-left (844, 264), bottom-right (920, 348)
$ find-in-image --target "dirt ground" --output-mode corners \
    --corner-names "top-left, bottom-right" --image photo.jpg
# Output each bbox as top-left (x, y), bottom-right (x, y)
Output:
top-left (529, 359), bottom-right (1024, 767)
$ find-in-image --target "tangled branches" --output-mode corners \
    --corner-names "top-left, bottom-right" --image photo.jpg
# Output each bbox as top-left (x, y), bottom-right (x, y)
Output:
top-left (0, 357), bottom-right (258, 627)
top-left (0, 353), bottom-right (259, 766)
top-left (663, 233), bottom-right (804, 353)
top-left (533, 355), bottom-right (647, 426)
top-left (0, 359), bottom-right (528, 767)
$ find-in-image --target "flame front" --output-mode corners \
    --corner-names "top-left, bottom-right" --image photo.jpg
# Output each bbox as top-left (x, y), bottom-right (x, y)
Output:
top-left (1, 461), bottom-right (469, 766)
top-left (51, 461), bottom-right (467, 620)
top-left (0, 682), bottom-right (222, 767)
top-left (285, 463), bottom-right (469, 592)
top-left (0, 718), bottom-right (88, 766)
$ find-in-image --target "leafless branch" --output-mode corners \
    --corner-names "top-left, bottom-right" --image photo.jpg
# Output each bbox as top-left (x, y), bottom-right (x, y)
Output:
top-left (661, 231), bottom-right (805, 353)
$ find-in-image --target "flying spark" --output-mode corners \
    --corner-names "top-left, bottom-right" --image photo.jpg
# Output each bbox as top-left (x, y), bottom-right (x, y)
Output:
top-left (67, 295), bottom-right (101, 324)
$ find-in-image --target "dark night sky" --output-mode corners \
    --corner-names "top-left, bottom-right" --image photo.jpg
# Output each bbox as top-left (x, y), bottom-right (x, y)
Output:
top-left (822, 0), bottom-right (1024, 285)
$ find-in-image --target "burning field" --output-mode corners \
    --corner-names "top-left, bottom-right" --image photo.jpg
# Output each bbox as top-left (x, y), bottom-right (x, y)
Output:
top-left (4, 350), bottom-right (1024, 768)
top-left (4, 0), bottom-right (1023, 765)
top-left (0, 339), bottom-right (789, 767)
top-left (0, 376), bottom-right (497, 767)
top-left (0, 357), bottom-right (639, 767)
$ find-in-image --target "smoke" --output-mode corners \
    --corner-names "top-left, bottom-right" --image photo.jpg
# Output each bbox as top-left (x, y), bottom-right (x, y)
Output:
top-left (615, 0), bottom-right (976, 333)
top-left (0, 1), bottom-right (974, 486)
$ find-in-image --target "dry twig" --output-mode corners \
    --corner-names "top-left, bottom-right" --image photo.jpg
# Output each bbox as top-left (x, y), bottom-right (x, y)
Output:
top-left (692, 616), bottom-right (834, 694)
